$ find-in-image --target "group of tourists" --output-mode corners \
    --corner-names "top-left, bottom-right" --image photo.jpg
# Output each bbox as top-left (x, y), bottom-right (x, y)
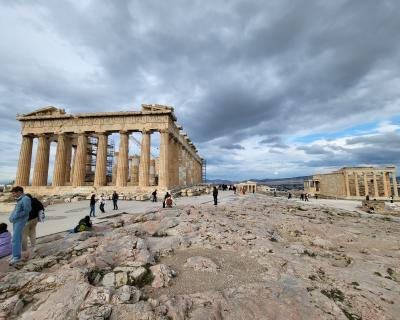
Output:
top-left (1, 186), bottom-right (45, 265)
top-left (89, 191), bottom-right (119, 217)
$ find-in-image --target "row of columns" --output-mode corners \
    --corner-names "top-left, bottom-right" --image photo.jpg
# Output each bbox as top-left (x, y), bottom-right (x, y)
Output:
top-left (15, 130), bottom-right (203, 189)
top-left (344, 171), bottom-right (398, 198)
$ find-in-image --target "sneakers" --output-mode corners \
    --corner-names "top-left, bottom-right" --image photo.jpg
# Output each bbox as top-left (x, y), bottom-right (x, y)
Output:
top-left (9, 257), bottom-right (22, 265)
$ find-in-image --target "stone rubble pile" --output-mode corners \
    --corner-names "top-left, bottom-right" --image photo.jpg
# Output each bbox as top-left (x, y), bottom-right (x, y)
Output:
top-left (0, 194), bottom-right (399, 319)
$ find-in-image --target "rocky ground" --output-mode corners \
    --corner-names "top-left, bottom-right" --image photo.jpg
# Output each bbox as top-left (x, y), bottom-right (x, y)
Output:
top-left (0, 194), bottom-right (399, 319)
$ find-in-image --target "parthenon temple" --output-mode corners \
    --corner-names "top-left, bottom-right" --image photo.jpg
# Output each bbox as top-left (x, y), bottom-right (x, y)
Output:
top-left (304, 166), bottom-right (399, 199)
top-left (14, 105), bottom-right (203, 195)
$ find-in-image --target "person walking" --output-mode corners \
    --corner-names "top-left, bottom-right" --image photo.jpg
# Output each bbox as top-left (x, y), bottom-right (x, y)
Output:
top-left (22, 194), bottom-right (43, 255)
top-left (112, 191), bottom-right (119, 210)
top-left (213, 186), bottom-right (218, 205)
top-left (89, 194), bottom-right (96, 217)
top-left (8, 186), bottom-right (31, 265)
top-left (163, 191), bottom-right (171, 208)
top-left (0, 223), bottom-right (12, 258)
top-left (152, 189), bottom-right (157, 202)
top-left (99, 194), bottom-right (106, 213)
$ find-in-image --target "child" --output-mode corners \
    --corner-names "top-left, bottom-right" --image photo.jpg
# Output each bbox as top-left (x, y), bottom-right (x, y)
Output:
top-left (0, 223), bottom-right (12, 258)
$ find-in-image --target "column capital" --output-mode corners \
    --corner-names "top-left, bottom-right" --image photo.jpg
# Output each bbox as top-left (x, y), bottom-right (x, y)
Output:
top-left (159, 129), bottom-right (170, 134)
top-left (119, 130), bottom-right (129, 134)
top-left (95, 131), bottom-right (109, 136)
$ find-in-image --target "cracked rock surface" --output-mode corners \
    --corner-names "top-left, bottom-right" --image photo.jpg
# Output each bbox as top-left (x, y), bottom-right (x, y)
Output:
top-left (0, 193), bottom-right (399, 319)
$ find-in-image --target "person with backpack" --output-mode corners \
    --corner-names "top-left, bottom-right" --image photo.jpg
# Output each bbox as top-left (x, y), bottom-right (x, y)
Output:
top-left (22, 194), bottom-right (44, 254)
top-left (99, 194), bottom-right (106, 213)
top-left (89, 194), bottom-right (96, 217)
top-left (8, 186), bottom-right (31, 265)
top-left (163, 191), bottom-right (171, 208)
top-left (73, 216), bottom-right (93, 233)
top-left (0, 223), bottom-right (12, 258)
top-left (112, 191), bottom-right (119, 210)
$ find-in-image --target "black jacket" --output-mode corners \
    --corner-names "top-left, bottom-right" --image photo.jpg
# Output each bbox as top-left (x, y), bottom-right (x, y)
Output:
top-left (29, 198), bottom-right (44, 221)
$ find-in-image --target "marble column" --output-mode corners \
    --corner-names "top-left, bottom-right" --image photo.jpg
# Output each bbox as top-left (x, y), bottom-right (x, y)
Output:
top-left (158, 130), bottom-right (170, 188)
top-left (383, 172), bottom-right (389, 197)
top-left (52, 133), bottom-right (68, 186)
top-left (112, 152), bottom-right (119, 184)
top-left (32, 134), bottom-right (50, 186)
top-left (70, 146), bottom-right (77, 184)
top-left (139, 131), bottom-right (150, 187)
top-left (116, 131), bottom-right (129, 187)
top-left (64, 136), bottom-right (72, 184)
top-left (344, 172), bottom-right (350, 197)
top-left (130, 156), bottom-right (139, 185)
top-left (94, 132), bottom-right (108, 186)
top-left (373, 172), bottom-right (379, 198)
top-left (354, 173), bottom-right (360, 197)
top-left (15, 135), bottom-right (33, 186)
top-left (392, 171), bottom-right (399, 197)
top-left (150, 159), bottom-right (156, 186)
top-left (364, 173), bottom-right (369, 197)
top-left (185, 150), bottom-right (190, 185)
top-left (72, 133), bottom-right (88, 187)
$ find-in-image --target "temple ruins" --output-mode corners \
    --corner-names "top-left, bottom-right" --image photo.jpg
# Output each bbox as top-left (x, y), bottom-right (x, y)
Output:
top-left (14, 105), bottom-right (203, 195)
top-left (304, 166), bottom-right (399, 199)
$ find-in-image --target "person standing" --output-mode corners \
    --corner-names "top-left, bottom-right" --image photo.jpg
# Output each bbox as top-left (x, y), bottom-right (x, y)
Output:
top-left (9, 186), bottom-right (31, 265)
top-left (112, 191), bottom-right (119, 210)
top-left (99, 194), bottom-right (106, 213)
top-left (89, 194), bottom-right (96, 217)
top-left (213, 186), bottom-right (218, 205)
top-left (163, 191), bottom-right (171, 208)
top-left (152, 189), bottom-right (157, 202)
top-left (22, 194), bottom-right (43, 254)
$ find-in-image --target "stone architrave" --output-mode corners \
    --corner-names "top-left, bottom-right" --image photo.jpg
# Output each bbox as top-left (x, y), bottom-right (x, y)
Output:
top-left (94, 132), bottom-right (108, 186)
top-left (72, 133), bottom-right (88, 187)
top-left (52, 133), bottom-right (68, 186)
top-left (15, 135), bottom-right (33, 186)
top-left (116, 131), bottom-right (129, 187)
top-left (158, 130), bottom-right (170, 188)
top-left (139, 131), bottom-right (151, 187)
top-left (32, 134), bottom-right (50, 186)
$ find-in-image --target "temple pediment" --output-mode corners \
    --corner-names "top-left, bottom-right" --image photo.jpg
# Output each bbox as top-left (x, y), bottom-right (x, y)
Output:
top-left (21, 106), bottom-right (66, 117)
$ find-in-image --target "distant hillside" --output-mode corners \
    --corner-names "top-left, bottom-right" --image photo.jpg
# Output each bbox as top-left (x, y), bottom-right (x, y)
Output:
top-left (253, 176), bottom-right (310, 186)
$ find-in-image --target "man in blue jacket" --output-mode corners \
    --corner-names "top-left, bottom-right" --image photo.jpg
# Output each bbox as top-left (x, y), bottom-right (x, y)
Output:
top-left (9, 186), bottom-right (31, 265)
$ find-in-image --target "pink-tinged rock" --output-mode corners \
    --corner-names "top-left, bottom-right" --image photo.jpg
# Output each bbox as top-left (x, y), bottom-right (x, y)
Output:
top-left (150, 264), bottom-right (176, 288)
top-left (184, 256), bottom-right (219, 272)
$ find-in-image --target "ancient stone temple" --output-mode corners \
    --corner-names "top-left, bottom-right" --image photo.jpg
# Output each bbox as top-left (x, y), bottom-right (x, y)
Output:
top-left (304, 166), bottom-right (399, 199)
top-left (14, 105), bottom-right (203, 195)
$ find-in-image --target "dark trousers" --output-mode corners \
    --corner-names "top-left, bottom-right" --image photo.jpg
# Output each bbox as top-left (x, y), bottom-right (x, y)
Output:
top-left (113, 200), bottom-right (118, 210)
top-left (100, 203), bottom-right (105, 213)
top-left (213, 195), bottom-right (218, 205)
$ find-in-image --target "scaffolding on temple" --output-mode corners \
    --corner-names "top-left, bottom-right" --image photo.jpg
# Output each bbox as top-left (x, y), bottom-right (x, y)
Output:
top-left (202, 159), bottom-right (206, 183)
top-left (85, 135), bottom-right (115, 183)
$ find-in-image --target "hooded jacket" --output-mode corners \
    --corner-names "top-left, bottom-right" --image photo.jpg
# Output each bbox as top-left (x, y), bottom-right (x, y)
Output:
top-left (0, 231), bottom-right (12, 258)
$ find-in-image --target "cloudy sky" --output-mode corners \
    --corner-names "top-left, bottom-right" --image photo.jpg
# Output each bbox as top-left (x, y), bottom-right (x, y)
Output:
top-left (1, 0), bottom-right (400, 182)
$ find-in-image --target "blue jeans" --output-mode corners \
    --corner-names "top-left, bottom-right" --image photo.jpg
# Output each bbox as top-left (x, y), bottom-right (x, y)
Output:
top-left (12, 219), bottom-right (27, 259)
top-left (90, 204), bottom-right (95, 216)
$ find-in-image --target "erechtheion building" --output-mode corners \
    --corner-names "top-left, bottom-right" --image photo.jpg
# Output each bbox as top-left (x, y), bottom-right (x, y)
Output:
top-left (14, 105), bottom-right (203, 195)
top-left (304, 166), bottom-right (399, 199)
top-left (235, 181), bottom-right (257, 193)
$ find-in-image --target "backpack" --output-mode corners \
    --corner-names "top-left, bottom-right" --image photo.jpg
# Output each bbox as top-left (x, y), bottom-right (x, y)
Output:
top-left (38, 209), bottom-right (45, 223)
top-left (165, 197), bottom-right (173, 207)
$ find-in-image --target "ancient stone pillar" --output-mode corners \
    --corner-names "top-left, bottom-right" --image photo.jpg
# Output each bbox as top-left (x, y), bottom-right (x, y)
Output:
top-left (116, 131), bottom-right (129, 187)
top-left (64, 136), bottom-right (72, 184)
top-left (150, 159), bottom-right (156, 185)
top-left (179, 147), bottom-right (185, 185)
top-left (52, 133), bottom-right (68, 186)
top-left (185, 150), bottom-right (191, 185)
top-left (383, 172), bottom-right (389, 197)
top-left (70, 145), bottom-right (77, 183)
top-left (392, 171), bottom-right (399, 197)
top-left (32, 134), bottom-right (50, 186)
top-left (373, 172), bottom-right (379, 198)
top-left (344, 172), bottom-right (350, 197)
top-left (112, 152), bottom-right (119, 184)
top-left (354, 173), bottom-right (360, 197)
top-left (72, 133), bottom-right (88, 187)
top-left (139, 131), bottom-right (151, 187)
top-left (158, 130), bottom-right (170, 189)
top-left (363, 173), bottom-right (369, 197)
top-left (94, 132), bottom-right (108, 186)
top-left (130, 156), bottom-right (140, 184)
top-left (15, 135), bottom-right (33, 186)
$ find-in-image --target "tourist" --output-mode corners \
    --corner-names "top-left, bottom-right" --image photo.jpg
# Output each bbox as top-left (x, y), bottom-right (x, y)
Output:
top-left (22, 194), bottom-right (44, 254)
top-left (165, 195), bottom-right (174, 208)
top-left (213, 186), bottom-right (218, 205)
top-left (390, 194), bottom-right (394, 203)
top-left (152, 189), bottom-right (157, 202)
top-left (89, 194), bottom-right (96, 217)
top-left (8, 186), bottom-right (31, 265)
top-left (300, 193), bottom-right (304, 201)
top-left (112, 191), bottom-right (119, 210)
top-left (366, 194), bottom-right (370, 201)
top-left (273, 191), bottom-right (277, 197)
top-left (233, 185), bottom-right (237, 194)
top-left (315, 194), bottom-right (318, 200)
top-left (99, 194), bottom-right (106, 213)
top-left (288, 192), bottom-right (292, 199)
top-left (304, 193), bottom-right (309, 201)
top-left (73, 216), bottom-right (93, 233)
top-left (163, 191), bottom-right (171, 208)
top-left (0, 223), bottom-right (12, 259)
